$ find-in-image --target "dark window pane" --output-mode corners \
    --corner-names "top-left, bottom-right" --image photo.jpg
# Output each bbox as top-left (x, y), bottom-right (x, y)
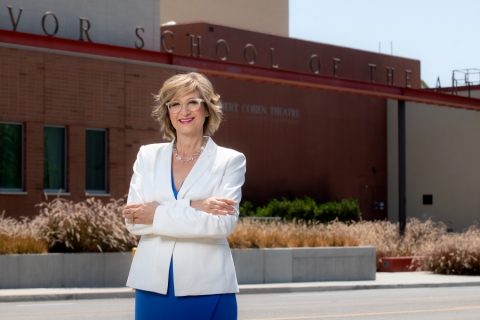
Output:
top-left (0, 123), bottom-right (22, 189)
top-left (86, 130), bottom-right (106, 191)
top-left (44, 127), bottom-right (65, 190)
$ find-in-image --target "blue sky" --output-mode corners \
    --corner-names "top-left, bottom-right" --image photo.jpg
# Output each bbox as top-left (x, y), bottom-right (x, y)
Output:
top-left (289, 0), bottom-right (479, 88)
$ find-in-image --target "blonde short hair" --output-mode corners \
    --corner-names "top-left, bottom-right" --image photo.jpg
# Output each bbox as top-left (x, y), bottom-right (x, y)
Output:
top-left (152, 72), bottom-right (223, 141)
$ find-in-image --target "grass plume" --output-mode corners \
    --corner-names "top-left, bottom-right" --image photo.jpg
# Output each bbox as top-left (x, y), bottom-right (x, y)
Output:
top-left (0, 212), bottom-right (48, 254)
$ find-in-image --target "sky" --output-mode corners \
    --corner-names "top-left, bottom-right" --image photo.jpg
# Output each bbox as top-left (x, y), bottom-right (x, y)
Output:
top-left (289, 0), bottom-right (480, 88)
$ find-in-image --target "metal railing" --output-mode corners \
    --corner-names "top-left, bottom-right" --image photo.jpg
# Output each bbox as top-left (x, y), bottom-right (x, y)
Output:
top-left (451, 69), bottom-right (480, 97)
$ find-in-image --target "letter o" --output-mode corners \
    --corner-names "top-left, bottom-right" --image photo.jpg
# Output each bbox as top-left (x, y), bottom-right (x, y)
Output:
top-left (310, 54), bottom-right (321, 74)
top-left (243, 44), bottom-right (257, 65)
top-left (42, 12), bottom-right (59, 37)
top-left (216, 39), bottom-right (229, 61)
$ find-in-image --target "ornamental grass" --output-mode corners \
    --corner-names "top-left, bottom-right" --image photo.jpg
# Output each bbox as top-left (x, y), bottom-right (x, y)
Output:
top-left (228, 218), bottom-right (449, 270)
top-left (1, 198), bottom-right (480, 275)
top-left (34, 197), bottom-right (138, 253)
top-left (0, 212), bottom-right (48, 254)
top-left (227, 219), bottom-right (359, 249)
top-left (415, 225), bottom-right (480, 275)
top-left (346, 218), bottom-right (447, 270)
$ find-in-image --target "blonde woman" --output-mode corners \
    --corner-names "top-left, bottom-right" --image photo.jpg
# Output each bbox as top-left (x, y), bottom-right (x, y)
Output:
top-left (122, 72), bottom-right (246, 319)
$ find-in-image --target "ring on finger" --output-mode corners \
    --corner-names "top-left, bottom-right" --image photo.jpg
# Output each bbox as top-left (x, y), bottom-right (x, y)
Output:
top-left (131, 211), bottom-right (135, 225)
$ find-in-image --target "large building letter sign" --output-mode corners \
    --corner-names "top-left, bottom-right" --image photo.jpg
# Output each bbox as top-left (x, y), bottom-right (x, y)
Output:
top-left (405, 70), bottom-right (412, 88)
top-left (310, 54), bottom-right (321, 74)
top-left (41, 12), bottom-right (59, 37)
top-left (333, 58), bottom-right (340, 77)
top-left (135, 27), bottom-right (145, 49)
top-left (216, 39), bottom-right (229, 61)
top-left (243, 44), bottom-right (257, 65)
top-left (79, 18), bottom-right (92, 42)
top-left (0, 7), bottom-right (420, 85)
top-left (368, 64), bottom-right (377, 82)
top-left (161, 30), bottom-right (174, 53)
top-left (386, 67), bottom-right (394, 86)
top-left (7, 6), bottom-right (23, 31)
top-left (270, 48), bottom-right (279, 69)
top-left (189, 35), bottom-right (201, 57)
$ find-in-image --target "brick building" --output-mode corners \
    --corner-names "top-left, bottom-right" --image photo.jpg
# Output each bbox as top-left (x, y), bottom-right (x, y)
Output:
top-left (1, 1), bottom-right (480, 230)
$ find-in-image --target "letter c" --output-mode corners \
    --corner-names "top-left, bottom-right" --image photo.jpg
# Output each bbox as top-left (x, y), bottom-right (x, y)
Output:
top-left (161, 30), bottom-right (174, 53)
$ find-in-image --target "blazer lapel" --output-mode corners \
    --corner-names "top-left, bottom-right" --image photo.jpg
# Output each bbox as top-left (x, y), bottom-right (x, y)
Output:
top-left (177, 138), bottom-right (217, 199)
top-left (153, 141), bottom-right (176, 202)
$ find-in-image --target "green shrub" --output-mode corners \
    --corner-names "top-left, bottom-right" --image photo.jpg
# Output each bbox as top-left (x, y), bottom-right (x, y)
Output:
top-left (241, 197), bottom-right (361, 223)
top-left (239, 200), bottom-right (256, 217)
top-left (254, 197), bottom-right (316, 220)
top-left (314, 199), bottom-right (361, 223)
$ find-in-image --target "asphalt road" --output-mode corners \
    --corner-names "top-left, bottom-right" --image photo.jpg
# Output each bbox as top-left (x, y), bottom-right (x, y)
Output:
top-left (0, 286), bottom-right (479, 319)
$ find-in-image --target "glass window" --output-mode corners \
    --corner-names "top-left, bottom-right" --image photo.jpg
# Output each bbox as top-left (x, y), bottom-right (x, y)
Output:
top-left (0, 123), bottom-right (23, 190)
top-left (44, 126), bottom-right (66, 191)
top-left (86, 129), bottom-right (107, 192)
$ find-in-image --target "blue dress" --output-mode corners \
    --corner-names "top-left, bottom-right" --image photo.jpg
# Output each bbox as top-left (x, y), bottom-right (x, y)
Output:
top-left (134, 171), bottom-right (238, 320)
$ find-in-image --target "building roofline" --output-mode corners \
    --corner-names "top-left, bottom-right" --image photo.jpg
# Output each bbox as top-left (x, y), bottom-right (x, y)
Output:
top-left (2, 29), bottom-right (480, 111)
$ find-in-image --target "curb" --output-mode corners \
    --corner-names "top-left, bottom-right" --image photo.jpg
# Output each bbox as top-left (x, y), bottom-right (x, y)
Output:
top-left (2, 282), bottom-right (480, 303)
top-left (0, 291), bottom-right (135, 303)
top-left (237, 282), bottom-right (480, 294)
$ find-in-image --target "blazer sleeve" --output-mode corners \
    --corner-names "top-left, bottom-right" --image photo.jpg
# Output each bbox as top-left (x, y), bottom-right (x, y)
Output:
top-left (125, 146), bottom-right (154, 236)
top-left (151, 151), bottom-right (246, 238)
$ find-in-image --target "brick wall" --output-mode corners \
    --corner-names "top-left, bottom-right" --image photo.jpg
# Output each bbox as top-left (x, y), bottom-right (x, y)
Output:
top-left (0, 45), bottom-right (388, 221)
top-left (0, 46), bottom-right (170, 218)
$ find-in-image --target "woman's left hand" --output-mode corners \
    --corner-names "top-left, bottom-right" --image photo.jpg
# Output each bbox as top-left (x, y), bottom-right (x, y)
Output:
top-left (123, 201), bottom-right (160, 224)
top-left (191, 197), bottom-right (237, 215)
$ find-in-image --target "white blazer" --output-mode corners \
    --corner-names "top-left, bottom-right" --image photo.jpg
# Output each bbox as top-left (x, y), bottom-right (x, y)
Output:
top-left (125, 138), bottom-right (246, 296)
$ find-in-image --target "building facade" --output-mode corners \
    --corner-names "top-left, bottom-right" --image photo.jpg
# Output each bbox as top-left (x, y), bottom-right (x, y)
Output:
top-left (388, 85), bottom-right (480, 231)
top-left (1, 1), bottom-right (479, 231)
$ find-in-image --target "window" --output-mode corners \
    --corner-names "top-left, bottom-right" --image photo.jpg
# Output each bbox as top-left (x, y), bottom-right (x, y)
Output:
top-left (423, 194), bottom-right (433, 205)
top-left (0, 122), bottom-right (23, 190)
top-left (86, 129), bottom-right (107, 193)
top-left (44, 126), bottom-right (66, 191)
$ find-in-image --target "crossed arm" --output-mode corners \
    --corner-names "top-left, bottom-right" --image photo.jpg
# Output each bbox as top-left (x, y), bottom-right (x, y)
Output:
top-left (122, 197), bottom-right (237, 224)
top-left (122, 146), bottom-right (246, 238)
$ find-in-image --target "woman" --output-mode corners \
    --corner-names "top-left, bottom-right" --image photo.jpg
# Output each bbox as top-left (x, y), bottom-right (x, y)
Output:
top-left (122, 72), bottom-right (246, 320)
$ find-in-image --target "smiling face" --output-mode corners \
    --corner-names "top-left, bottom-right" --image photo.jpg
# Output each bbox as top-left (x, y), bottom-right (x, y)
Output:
top-left (168, 90), bottom-right (209, 139)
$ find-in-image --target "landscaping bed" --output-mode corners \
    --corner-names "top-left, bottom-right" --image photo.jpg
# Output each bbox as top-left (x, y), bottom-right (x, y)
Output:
top-left (1, 197), bottom-right (479, 276)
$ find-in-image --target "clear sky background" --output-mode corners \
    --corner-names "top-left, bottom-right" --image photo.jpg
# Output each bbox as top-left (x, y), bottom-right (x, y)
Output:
top-left (289, 0), bottom-right (479, 88)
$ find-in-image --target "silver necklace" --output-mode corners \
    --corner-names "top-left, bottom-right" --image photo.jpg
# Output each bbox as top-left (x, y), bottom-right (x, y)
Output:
top-left (173, 138), bottom-right (207, 163)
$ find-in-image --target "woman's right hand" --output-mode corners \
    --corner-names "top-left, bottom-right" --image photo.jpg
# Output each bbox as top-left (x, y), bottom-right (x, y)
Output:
top-left (191, 197), bottom-right (237, 215)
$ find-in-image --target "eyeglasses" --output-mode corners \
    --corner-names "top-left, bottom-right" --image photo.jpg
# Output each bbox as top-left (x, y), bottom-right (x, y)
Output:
top-left (166, 98), bottom-right (204, 114)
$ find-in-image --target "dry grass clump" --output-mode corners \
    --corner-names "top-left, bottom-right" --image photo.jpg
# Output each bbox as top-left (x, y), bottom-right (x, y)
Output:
top-left (228, 218), bottom-right (450, 271)
top-left (416, 226), bottom-right (480, 275)
top-left (228, 219), bottom-right (359, 249)
top-left (0, 212), bottom-right (48, 254)
top-left (34, 197), bottom-right (138, 253)
top-left (349, 218), bottom-right (447, 269)
top-left (3, 195), bottom-right (479, 276)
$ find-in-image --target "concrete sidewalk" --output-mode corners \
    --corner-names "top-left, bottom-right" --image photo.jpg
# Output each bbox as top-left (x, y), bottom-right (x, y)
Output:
top-left (1, 272), bottom-right (480, 303)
